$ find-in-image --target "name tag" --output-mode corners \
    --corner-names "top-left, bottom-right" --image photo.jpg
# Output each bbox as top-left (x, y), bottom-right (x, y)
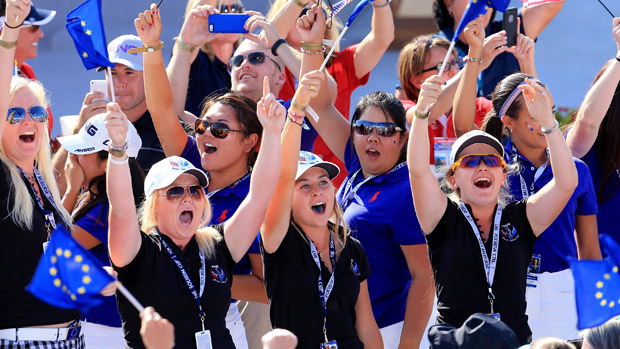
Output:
top-left (320, 340), bottom-right (338, 349)
top-left (195, 330), bottom-right (212, 349)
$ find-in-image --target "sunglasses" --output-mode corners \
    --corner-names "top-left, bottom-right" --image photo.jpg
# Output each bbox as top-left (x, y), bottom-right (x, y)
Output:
top-left (219, 4), bottom-right (244, 13)
top-left (451, 153), bottom-right (506, 172)
top-left (7, 106), bottom-right (48, 125)
top-left (194, 119), bottom-right (244, 139)
top-left (229, 52), bottom-right (282, 72)
top-left (421, 59), bottom-right (463, 74)
top-left (160, 185), bottom-right (204, 201)
top-left (352, 120), bottom-right (403, 137)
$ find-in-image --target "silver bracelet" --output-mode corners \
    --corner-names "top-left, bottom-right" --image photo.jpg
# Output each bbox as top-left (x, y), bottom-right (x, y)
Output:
top-left (372, 0), bottom-right (391, 8)
top-left (541, 119), bottom-right (559, 135)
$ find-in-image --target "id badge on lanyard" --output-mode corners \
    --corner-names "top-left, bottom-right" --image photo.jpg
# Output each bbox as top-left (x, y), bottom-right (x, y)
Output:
top-left (527, 253), bottom-right (542, 288)
top-left (195, 330), bottom-right (212, 349)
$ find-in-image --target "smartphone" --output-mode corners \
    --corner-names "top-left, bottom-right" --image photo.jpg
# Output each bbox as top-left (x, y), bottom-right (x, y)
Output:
top-left (208, 13), bottom-right (249, 34)
top-left (503, 8), bottom-right (518, 47)
top-left (89, 80), bottom-right (109, 103)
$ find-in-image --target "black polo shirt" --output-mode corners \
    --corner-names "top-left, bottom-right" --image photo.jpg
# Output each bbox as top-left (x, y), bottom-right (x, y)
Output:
top-left (261, 223), bottom-right (370, 349)
top-left (133, 110), bottom-right (166, 174)
top-left (114, 225), bottom-right (236, 349)
top-left (185, 50), bottom-right (231, 117)
top-left (426, 199), bottom-right (536, 345)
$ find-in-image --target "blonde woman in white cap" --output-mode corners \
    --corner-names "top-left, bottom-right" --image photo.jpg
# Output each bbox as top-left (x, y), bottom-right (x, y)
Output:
top-left (407, 73), bottom-right (577, 346)
top-left (105, 70), bottom-right (285, 349)
top-left (260, 70), bottom-right (382, 349)
top-left (57, 113), bottom-right (144, 348)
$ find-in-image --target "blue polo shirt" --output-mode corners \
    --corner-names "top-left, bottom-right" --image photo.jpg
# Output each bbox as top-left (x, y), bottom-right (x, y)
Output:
top-left (181, 136), bottom-right (259, 277)
top-left (336, 140), bottom-right (426, 328)
top-left (581, 145), bottom-right (620, 245)
top-left (504, 140), bottom-right (598, 272)
top-left (75, 201), bottom-right (122, 328)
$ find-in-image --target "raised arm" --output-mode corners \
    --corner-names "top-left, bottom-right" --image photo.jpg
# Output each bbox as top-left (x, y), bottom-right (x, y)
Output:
top-left (407, 75), bottom-right (448, 233)
top-left (224, 78), bottom-right (286, 262)
top-left (105, 103), bottom-right (141, 267)
top-left (521, 0), bottom-right (564, 40)
top-left (352, 0), bottom-right (394, 80)
top-left (261, 71), bottom-right (322, 253)
top-left (269, 0), bottom-right (308, 39)
top-left (137, 5), bottom-right (190, 157)
top-left (567, 18), bottom-right (620, 158)
top-left (522, 80), bottom-right (578, 236)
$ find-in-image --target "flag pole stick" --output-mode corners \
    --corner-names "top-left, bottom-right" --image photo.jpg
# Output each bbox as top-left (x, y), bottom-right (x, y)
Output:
top-left (423, 39), bottom-right (456, 113)
top-left (117, 282), bottom-right (145, 312)
top-left (596, 0), bottom-right (615, 17)
top-left (320, 26), bottom-right (348, 71)
top-left (106, 66), bottom-right (116, 103)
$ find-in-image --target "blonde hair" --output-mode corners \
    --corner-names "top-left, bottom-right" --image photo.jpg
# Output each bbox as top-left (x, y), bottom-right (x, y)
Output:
top-left (0, 76), bottom-right (71, 230)
top-left (138, 188), bottom-right (221, 258)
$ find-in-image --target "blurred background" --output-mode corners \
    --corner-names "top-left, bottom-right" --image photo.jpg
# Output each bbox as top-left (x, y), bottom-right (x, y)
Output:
top-left (27, 0), bottom-right (620, 137)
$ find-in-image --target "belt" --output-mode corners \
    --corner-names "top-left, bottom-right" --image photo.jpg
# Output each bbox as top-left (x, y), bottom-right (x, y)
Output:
top-left (0, 324), bottom-right (81, 341)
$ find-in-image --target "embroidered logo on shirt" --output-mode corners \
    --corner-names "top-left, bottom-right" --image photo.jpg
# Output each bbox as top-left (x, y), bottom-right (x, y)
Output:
top-left (217, 209), bottom-right (228, 223)
top-left (500, 223), bottom-right (519, 242)
top-left (350, 259), bottom-right (360, 276)
top-left (368, 191), bottom-right (381, 203)
top-left (210, 265), bottom-right (228, 283)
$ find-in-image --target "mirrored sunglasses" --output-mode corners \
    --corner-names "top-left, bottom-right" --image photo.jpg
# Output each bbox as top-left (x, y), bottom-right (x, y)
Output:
top-left (451, 153), bottom-right (506, 172)
top-left (7, 106), bottom-right (48, 125)
top-left (219, 4), bottom-right (244, 13)
top-left (161, 185), bottom-right (204, 201)
top-left (352, 120), bottom-right (403, 137)
top-left (194, 119), bottom-right (243, 139)
top-left (229, 52), bottom-right (282, 72)
top-left (421, 59), bottom-right (463, 74)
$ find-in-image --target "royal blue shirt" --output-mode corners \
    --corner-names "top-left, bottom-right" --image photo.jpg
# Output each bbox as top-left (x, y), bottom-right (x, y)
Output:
top-left (336, 140), bottom-right (426, 328)
top-left (75, 201), bottom-right (122, 328)
top-left (581, 146), bottom-right (620, 245)
top-left (504, 140), bottom-right (598, 272)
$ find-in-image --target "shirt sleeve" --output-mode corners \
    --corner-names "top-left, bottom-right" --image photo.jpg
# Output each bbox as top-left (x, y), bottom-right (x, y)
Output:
top-left (180, 136), bottom-right (202, 170)
top-left (392, 193), bottom-right (426, 245)
top-left (354, 239), bottom-right (370, 283)
top-left (75, 202), bottom-right (109, 247)
top-left (425, 199), bottom-right (456, 245)
top-left (575, 160), bottom-right (599, 216)
top-left (213, 223), bottom-right (236, 271)
top-left (343, 138), bottom-right (360, 173)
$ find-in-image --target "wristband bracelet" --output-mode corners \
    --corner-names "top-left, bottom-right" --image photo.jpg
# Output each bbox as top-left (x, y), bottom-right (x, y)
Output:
top-left (0, 39), bottom-right (17, 49)
top-left (372, 0), bottom-right (391, 8)
top-left (293, 0), bottom-right (306, 7)
top-left (288, 110), bottom-right (305, 121)
top-left (4, 20), bottom-right (23, 29)
top-left (414, 108), bottom-right (429, 119)
top-left (463, 56), bottom-right (483, 64)
top-left (128, 41), bottom-right (164, 53)
top-left (300, 46), bottom-right (326, 55)
top-left (541, 119), bottom-right (559, 135)
top-left (108, 141), bottom-right (129, 158)
top-left (271, 38), bottom-right (287, 56)
top-left (300, 41), bottom-right (323, 50)
top-left (109, 156), bottom-right (129, 165)
top-left (176, 39), bottom-right (196, 53)
top-left (287, 115), bottom-right (304, 127)
top-left (291, 99), bottom-right (307, 112)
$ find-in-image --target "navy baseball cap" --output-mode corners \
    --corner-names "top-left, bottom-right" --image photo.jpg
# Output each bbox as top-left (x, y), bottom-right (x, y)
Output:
top-left (23, 3), bottom-right (56, 26)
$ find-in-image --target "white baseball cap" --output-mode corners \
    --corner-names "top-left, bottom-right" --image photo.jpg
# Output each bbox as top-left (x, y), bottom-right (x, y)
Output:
top-left (57, 113), bottom-right (142, 157)
top-left (296, 151), bottom-right (340, 181)
top-left (144, 156), bottom-right (209, 198)
top-left (104, 35), bottom-right (143, 71)
top-left (449, 130), bottom-right (505, 165)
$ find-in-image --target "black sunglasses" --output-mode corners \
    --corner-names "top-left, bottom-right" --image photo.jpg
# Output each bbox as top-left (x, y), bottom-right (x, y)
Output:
top-left (160, 185), bottom-right (203, 201)
top-left (229, 52), bottom-right (282, 72)
top-left (194, 119), bottom-right (244, 139)
top-left (421, 59), bottom-right (463, 74)
top-left (352, 120), bottom-right (403, 137)
top-left (7, 106), bottom-right (48, 125)
top-left (219, 4), bottom-right (244, 13)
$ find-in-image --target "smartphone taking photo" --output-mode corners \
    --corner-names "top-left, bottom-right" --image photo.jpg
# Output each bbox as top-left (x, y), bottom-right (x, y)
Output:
top-left (208, 14), bottom-right (249, 34)
top-left (503, 8), bottom-right (518, 47)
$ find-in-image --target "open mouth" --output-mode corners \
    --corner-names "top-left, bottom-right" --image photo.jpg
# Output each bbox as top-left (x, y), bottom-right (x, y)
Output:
top-left (311, 202), bottom-right (326, 214)
top-left (366, 149), bottom-right (380, 158)
top-left (179, 210), bottom-right (194, 225)
top-left (19, 131), bottom-right (35, 143)
top-left (239, 72), bottom-right (255, 81)
top-left (474, 177), bottom-right (492, 188)
top-left (204, 142), bottom-right (217, 154)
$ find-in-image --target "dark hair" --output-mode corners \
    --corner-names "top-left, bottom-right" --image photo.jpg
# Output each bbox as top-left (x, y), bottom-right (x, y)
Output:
top-left (482, 73), bottom-right (535, 142)
top-left (200, 92), bottom-right (261, 165)
top-left (73, 152), bottom-right (145, 228)
top-left (584, 320), bottom-right (620, 349)
top-left (350, 91), bottom-right (408, 164)
top-left (432, 0), bottom-right (453, 30)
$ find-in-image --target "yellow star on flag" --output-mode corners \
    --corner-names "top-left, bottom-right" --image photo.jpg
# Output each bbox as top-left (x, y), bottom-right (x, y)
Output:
top-left (82, 52), bottom-right (88, 58)
top-left (86, 29), bottom-right (92, 36)
top-left (81, 21), bottom-right (86, 26)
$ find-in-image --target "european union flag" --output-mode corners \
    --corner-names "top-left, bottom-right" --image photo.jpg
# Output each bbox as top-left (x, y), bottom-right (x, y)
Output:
top-left (65, 0), bottom-right (113, 70)
top-left (453, 0), bottom-right (510, 42)
top-left (26, 225), bottom-right (115, 311)
top-left (569, 234), bottom-right (620, 330)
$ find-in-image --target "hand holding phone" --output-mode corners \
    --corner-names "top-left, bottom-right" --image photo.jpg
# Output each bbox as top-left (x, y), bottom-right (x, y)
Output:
top-left (503, 8), bottom-right (518, 47)
top-left (90, 80), bottom-right (109, 103)
top-left (208, 13), bottom-right (250, 34)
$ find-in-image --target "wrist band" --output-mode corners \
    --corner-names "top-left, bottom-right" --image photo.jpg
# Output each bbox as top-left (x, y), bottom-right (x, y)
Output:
top-left (300, 41), bottom-right (323, 50)
top-left (288, 110), bottom-right (305, 121)
top-left (293, 0), bottom-right (306, 7)
top-left (541, 119), bottom-right (559, 135)
top-left (4, 20), bottom-right (23, 29)
top-left (108, 141), bottom-right (129, 158)
top-left (287, 115), bottom-right (304, 126)
top-left (463, 56), bottom-right (483, 64)
top-left (0, 39), bottom-right (17, 49)
top-left (128, 41), bottom-right (164, 53)
top-left (414, 108), bottom-right (429, 119)
top-left (271, 38), bottom-right (287, 56)
top-left (108, 156), bottom-right (129, 165)
top-left (291, 99), bottom-right (307, 112)
top-left (176, 39), bottom-right (196, 53)
top-left (372, 0), bottom-right (391, 8)
top-left (300, 46), bottom-right (326, 55)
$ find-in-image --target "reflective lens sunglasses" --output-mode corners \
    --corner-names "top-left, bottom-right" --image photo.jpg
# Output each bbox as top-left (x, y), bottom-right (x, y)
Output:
top-left (421, 59), bottom-right (463, 74)
top-left (219, 4), bottom-right (244, 13)
top-left (451, 153), bottom-right (506, 172)
top-left (7, 106), bottom-right (48, 125)
top-left (352, 120), bottom-right (403, 137)
top-left (160, 185), bottom-right (204, 201)
top-left (194, 119), bottom-right (244, 139)
top-left (229, 52), bottom-right (282, 72)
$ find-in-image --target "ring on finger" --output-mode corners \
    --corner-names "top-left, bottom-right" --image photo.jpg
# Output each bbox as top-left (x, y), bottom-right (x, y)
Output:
top-left (309, 85), bottom-right (316, 91)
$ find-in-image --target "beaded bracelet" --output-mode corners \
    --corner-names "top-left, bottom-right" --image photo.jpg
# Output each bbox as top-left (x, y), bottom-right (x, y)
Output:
top-left (300, 46), bottom-right (326, 55)
top-left (463, 56), bottom-right (483, 64)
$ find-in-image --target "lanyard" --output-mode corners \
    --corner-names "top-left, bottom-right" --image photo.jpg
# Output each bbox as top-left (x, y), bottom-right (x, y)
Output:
top-left (307, 232), bottom-right (336, 343)
top-left (206, 170), bottom-right (251, 199)
top-left (17, 166), bottom-right (66, 233)
top-left (339, 162), bottom-right (407, 208)
top-left (458, 200), bottom-right (502, 314)
top-left (511, 145), bottom-right (549, 198)
top-left (159, 233), bottom-right (207, 330)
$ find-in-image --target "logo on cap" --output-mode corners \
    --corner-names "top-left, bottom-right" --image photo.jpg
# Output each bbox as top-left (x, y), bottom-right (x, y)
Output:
top-left (86, 124), bottom-right (98, 136)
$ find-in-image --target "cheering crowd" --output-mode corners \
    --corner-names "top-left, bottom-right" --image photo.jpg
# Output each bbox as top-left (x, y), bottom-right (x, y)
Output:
top-left (2, 0), bottom-right (620, 348)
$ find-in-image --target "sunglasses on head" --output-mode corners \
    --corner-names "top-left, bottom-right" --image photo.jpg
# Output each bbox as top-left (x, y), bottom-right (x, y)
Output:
top-left (421, 59), bottom-right (463, 74)
top-left (160, 185), bottom-right (204, 201)
top-left (219, 4), bottom-right (244, 13)
top-left (7, 106), bottom-right (48, 125)
top-left (451, 153), bottom-right (506, 172)
top-left (352, 120), bottom-right (403, 137)
top-left (194, 119), bottom-right (244, 139)
top-left (229, 52), bottom-right (282, 72)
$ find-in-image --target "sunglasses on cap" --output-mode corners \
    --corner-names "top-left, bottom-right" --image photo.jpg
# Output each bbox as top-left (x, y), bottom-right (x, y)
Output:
top-left (159, 185), bottom-right (204, 201)
top-left (421, 59), bottom-right (463, 74)
top-left (7, 106), bottom-right (48, 125)
top-left (451, 153), bottom-right (506, 172)
top-left (229, 52), bottom-right (282, 72)
top-left (352, 120), bottom-right (403, 138)
top-left (219, 4), bottom-right (244, 13)
top-left (194, 119), bottom-right (244, 139)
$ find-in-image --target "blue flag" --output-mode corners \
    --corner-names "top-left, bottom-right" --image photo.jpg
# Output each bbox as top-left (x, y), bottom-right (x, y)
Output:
top-left (453, 0), bottom-right (510, 42)
top-left (26, 225), bottom-right (115, 311)
top-left (65, 0), bottom-right (113, 70)
top-left (569, 234), bottom-right (620, 330)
